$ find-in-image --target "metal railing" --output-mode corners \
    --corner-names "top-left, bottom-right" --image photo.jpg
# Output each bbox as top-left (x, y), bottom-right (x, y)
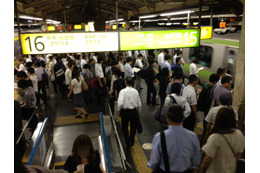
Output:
top-left (16, 106), bottom-right (38, 146)
top-left (105, 99), bottom-right (139, 173)
top-left (99, 112), bottom-right (115, 173)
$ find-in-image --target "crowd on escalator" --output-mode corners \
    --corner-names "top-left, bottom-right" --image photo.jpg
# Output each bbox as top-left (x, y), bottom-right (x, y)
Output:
top-left (14, 49), bottom-right (244, 173)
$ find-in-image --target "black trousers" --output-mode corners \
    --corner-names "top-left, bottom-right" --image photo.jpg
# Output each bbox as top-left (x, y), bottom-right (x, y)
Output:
top-left (51, 81), bottom-right (58, 93)
top-left (146, 82), bottom-right (156, 104)
top-left (96, 78), bottom-right (107, 104)
top-left (38, 81), bottom-right (47, 104)
top-left (183, 106), bottom-right (196, 131)
top-left (160, 93), bottom-right (167, 106)
top-left (56, 79), bottom-right (66, 98)
top-left (120, 109), bottom-right (139, 145)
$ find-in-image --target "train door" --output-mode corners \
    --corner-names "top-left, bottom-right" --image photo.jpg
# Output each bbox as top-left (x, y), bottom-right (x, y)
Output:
top-left (224, 47), bottom-right (239, 83)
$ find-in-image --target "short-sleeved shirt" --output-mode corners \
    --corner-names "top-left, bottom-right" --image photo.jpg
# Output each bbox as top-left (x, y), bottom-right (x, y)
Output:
top-left (161, 61), bottom-right (171, 72)
top-left (202, 130), bottom-right (245, 173)
top-left (95, 63), bottom-right (104, 78)
top-left (189, 63), bottom-right (198, 76)
top-left (158, 52), bottom-right (164, 66)
top-left (71, 78), bottom-right (82, 94)
top-left (213, 85), bottom-right (232, 106)
top-left (124, 63), bottom-right (134, 78)
top-left (182, 85), bottom-right (197, 106)
top-left (30, 75), bottom-right (38, 92)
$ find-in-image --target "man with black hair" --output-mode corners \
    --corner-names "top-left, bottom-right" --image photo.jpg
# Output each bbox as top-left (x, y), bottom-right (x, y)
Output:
top-left (124, 57), bottom-right (135, 79)
top-left (166, 71), bottom-right (185, 95)
top-left (18, 79), bottom-right (38, 134)
top-left (23, 55), bottom-right (32, 63)
top-left (35, 60), bottom-right (48, 104)
top-left (95, 56), bottom-right (107, 104)
top-left (182, 75), bottom-right (200, 131)
top-left (80, 54), bottom-right (89, 71)
top-left (148, 104), bottom-right (200, 172)
top-left (161, 54), bottom-right (172, 80)
top-left (16, 71), bottom-right (33, 88)
top-left (135, 54), bottom-right (144, 92)
top-left (213, 75), bottom-right (233, 106)
top-left (54, 56), bottom-right (66, 99)
top-left (216, 67), bottom-right (227, 87)
top-left (146, 59), bottom-right (159, 106)
top-left (197, 73), bottom-right (220, 136)
top-left (118, 77), bottom-right (141, 147)
top-left (158, 49), bottom-right (169, 67)
top-left (173, 57), bottom-right (183, 77)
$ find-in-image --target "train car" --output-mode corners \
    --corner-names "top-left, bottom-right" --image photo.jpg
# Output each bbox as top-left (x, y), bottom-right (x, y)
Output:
top-left (182, 38), bottom-right (240, 85)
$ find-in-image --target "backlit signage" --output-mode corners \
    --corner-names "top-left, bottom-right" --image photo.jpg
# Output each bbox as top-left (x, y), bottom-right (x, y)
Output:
top-left (47, 26), bottom-right (55, 31)
top-left (200, 26), bottom-right (212, 40)
top-left (74, 25), bottom-right (82, 30)
top-left (119, 29), bottom-right (200, 50)
top-left (20, 32), bottom-right (119, 54)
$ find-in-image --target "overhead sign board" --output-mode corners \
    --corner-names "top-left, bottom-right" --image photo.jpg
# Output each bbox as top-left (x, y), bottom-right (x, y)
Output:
top-left (119, 29), bottom-right (200, 50)
top-left (200, 26), bottom-right (212, 40)
top-left (20, 32), bottom-right (119, 54)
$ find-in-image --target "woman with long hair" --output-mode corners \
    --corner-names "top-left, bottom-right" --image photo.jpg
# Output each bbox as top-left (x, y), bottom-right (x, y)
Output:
top-left (63, 134), bottom-right (106, 173)
top-left (67, 68), bottom-right (88, 118)
top-left (200, 107), bottom-right (245, 173)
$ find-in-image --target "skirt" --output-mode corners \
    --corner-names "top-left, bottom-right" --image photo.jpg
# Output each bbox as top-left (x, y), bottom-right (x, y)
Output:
top-left (73, 92), bottom-right (86, 108)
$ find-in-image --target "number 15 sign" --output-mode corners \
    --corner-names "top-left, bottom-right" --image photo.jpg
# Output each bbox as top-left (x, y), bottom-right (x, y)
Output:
top-left (20, 32), bottom-right (119, 54)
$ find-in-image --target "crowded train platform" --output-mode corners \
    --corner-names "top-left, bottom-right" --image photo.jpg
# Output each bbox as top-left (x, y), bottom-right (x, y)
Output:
top-left (9, 0), bottom-right (250, 172)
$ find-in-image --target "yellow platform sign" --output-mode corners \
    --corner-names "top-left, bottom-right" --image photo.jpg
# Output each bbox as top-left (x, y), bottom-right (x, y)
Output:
top-left (200, 26), bottom-right (213, 39)
top-left (20, 32), bottom-right (119, 54)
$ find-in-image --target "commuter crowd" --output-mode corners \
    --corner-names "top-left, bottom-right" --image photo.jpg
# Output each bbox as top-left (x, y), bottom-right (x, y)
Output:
top-left (14, 49), bottom-right (245, 173)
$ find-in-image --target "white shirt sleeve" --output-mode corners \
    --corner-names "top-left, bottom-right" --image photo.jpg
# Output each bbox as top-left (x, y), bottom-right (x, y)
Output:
top-left (117, 90), bottom-right (125, 111)
top-left (190, 63), bottom-right (198, 76)
top-left (183, 101), bottom-right (191, 118)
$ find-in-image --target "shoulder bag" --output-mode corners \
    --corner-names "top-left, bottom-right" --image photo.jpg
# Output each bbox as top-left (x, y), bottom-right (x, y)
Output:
top-left (221, 134), bottom-right (245, 173)
top-left (81, 77), bottom-right (88, 91)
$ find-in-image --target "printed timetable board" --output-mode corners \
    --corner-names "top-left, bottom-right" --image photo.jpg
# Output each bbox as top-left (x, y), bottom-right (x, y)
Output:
top-left (119, 29), bottom-right (200, 50)
top-left (20, 32), bottom-right (119, 54)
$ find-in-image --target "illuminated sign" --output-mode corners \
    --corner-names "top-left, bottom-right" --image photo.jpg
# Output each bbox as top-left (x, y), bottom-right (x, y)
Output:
top-left (112, 25), bottom-right (117, 30)
top-left (20, 32), bottom-right (119, 54)
top-left (200, 26), bottom-right (212, 39)
top-left (67, 26), bottom-right (72, 30)
top-left (119, 29), bottom-right (200, 50)
top-left (220, 22), bottom-right (226, 28)
top-left (47, 26), bottom-right (55, 31)
top-left (58, 26), bottom-right (63, 30)
top-left (74, 25), bottom-right (82, 29)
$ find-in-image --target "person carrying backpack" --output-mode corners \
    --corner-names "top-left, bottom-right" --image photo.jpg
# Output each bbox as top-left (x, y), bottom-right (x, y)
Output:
top-left (81, 64), bottom-right (94, 105)
top-left (197, 73), bottom-right (220, 136)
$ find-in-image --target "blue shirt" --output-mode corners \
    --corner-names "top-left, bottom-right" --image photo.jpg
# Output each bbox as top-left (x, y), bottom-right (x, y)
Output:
top-left (124, 63), bottom-right (134, 78)
top-left (148, 126), bottom-right (200, 172)
top-left (166, 80), bottom-right (185, 95)
top-left (160, 61), bottom-right (171, 72)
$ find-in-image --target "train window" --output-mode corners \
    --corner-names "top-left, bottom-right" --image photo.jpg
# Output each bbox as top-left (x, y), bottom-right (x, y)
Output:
top-left (189, 46), bottom-right (213, 68)
top-left (226, 50), bottom-right (235, 75)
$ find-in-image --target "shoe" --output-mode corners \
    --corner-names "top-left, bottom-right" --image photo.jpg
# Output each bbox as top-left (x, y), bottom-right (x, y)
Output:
top-left (75, 115), bottom-right (82, 118)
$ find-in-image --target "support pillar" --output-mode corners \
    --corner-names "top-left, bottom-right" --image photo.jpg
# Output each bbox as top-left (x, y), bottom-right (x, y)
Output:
top-left (232, 0), bottom-right (245, 112)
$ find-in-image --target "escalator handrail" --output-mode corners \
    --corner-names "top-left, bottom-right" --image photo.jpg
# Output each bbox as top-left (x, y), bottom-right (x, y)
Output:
top-left (16, 106), bottom-right (38, 145)
top-left (27, 117), bottom-right (50, 165)
top-left (99, 112), bottom-right (114, 173)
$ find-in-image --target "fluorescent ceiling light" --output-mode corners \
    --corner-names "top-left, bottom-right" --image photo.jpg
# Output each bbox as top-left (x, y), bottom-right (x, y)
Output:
top-left (166, 23), bottom-right (172, 26)
top-left (170, 17), bottom-right (188, 20)
top-left (172, 22), bottom-right (181, 25)
top-left (130, 20), bottom-right (139, 23)
top-left (139, 15), bottom-right (157, 19)
top-left (144, 19), bottom-right (159, 22)
top-left (158, 23), bottom-right (165, 25)
top-left (160, 10), bottom-right (194, 17)
top-left (117, 18), bottom-right (124, 21)
top-left (193, 22), bottom-right (198, 25)
top-left (19, 15), bottom-right (43, 21)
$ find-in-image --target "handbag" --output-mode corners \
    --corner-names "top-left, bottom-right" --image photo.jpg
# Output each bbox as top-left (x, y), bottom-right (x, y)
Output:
top-left (81, 78), bottom-right (88, 91)
top-left (221, 134), bottom-right (245, 173)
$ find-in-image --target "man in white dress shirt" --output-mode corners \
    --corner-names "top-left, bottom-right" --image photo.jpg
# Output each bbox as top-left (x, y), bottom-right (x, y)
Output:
top-left (135, 54), bottom-right (144, 92)
top-left (124, 57), bottom-right (135, 86)
top-left (95, 56), bottom-right (107, 104)
top-left (118, 77), bottom-right (142, 147)
top-left (158, 49), bottom-right (169, 71)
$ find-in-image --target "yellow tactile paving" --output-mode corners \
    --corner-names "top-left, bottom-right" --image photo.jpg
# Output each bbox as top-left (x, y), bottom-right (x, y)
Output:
top-left (194, 122), bottom-right (203, 136)
top-left (53, 161), bottom-right (66, 169)
top-left (54, 113), bottom-right (99, 126)
top-left (131, 136), bottom-right (153, 173)
top-left (14, 89), bottom-right (19, 100)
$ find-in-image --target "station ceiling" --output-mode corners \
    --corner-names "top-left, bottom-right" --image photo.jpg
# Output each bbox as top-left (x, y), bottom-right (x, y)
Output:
top-left (15, 0), bottom-right (243, 24)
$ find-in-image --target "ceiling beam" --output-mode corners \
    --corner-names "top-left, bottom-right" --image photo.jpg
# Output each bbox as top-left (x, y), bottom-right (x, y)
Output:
top-left (23, 0), bottom-right (53, 9)
top-left (122, 0), bottom-right (154, 8)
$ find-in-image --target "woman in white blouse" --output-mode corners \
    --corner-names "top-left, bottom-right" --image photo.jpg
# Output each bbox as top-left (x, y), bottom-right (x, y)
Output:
top-left (67, 68), bottom-right (88, 118)
top-left (200, 107), bottom-right (245, 173)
